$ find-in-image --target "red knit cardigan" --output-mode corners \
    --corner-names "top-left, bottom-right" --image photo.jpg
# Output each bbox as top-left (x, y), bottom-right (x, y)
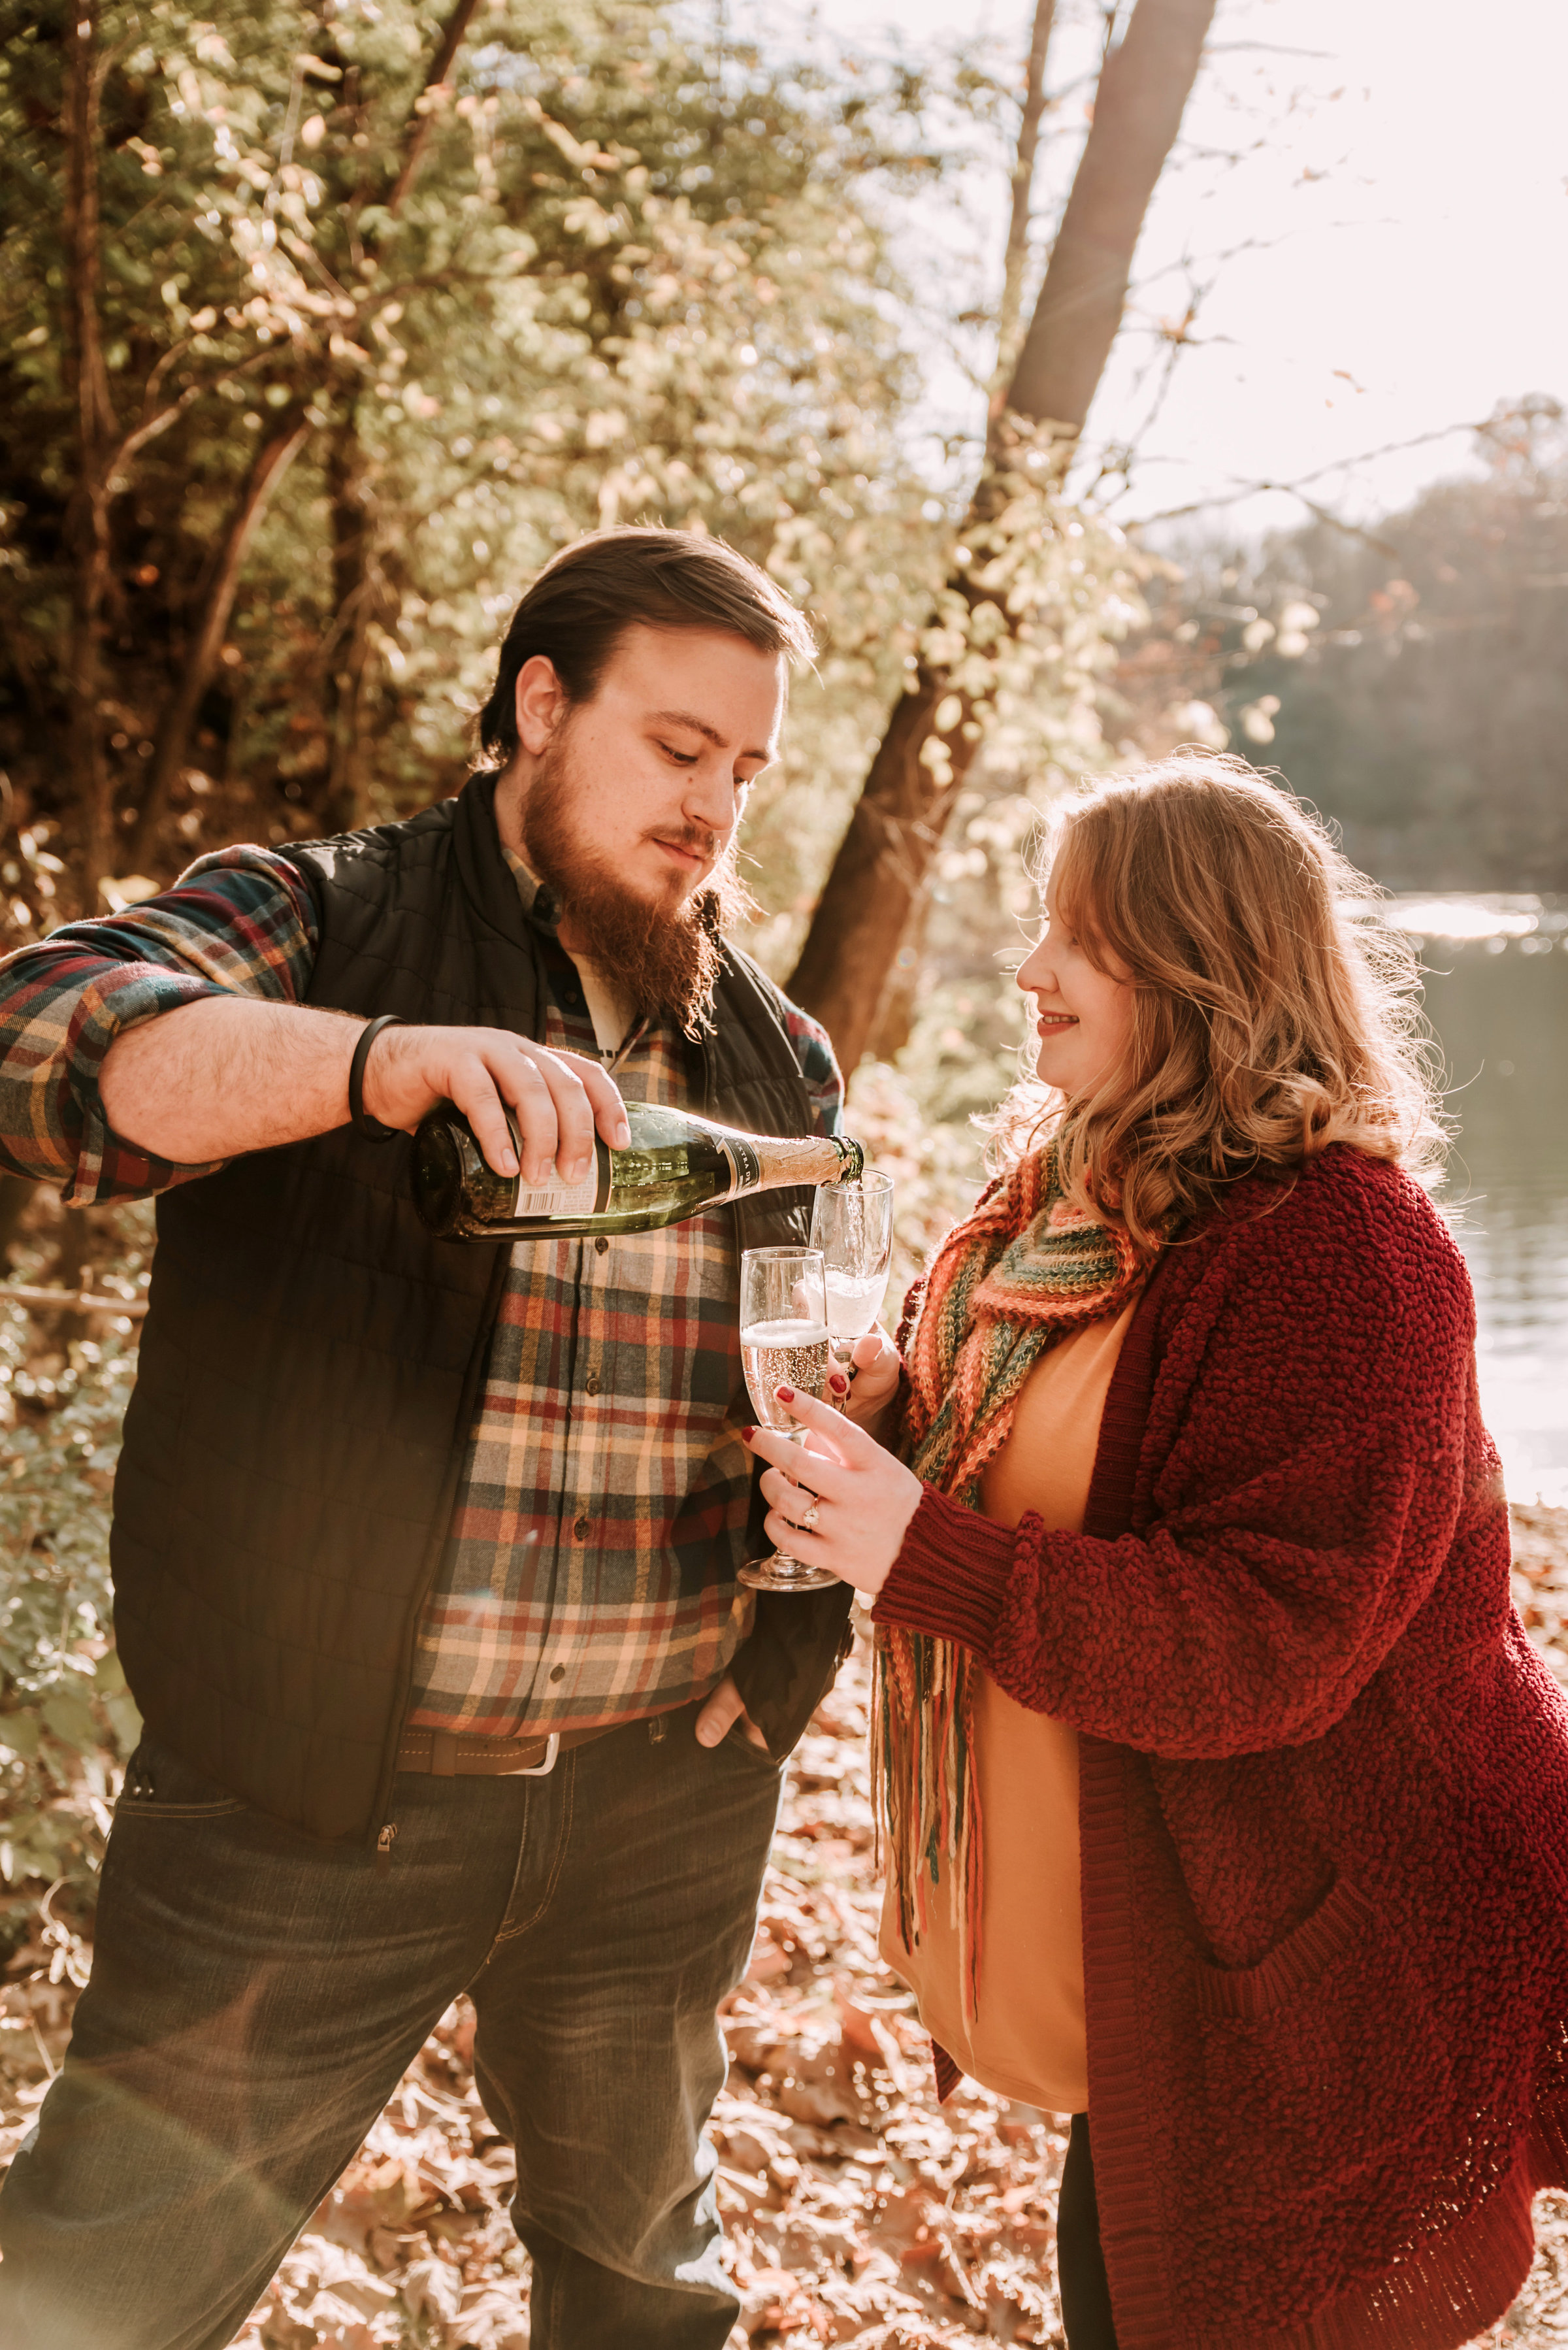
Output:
top-left (871, 1144), bottom-right (1568, 2350)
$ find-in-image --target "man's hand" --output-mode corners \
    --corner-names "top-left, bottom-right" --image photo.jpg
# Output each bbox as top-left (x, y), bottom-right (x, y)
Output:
top-left (744, 1385), bottom-right (924, 1600)
top-left (99, 997), bottom-right (630, 1180)
top-left (695, 1671), bottom-right (770, 1753)
top-left (363, 1022), bottom-right (629, 1183)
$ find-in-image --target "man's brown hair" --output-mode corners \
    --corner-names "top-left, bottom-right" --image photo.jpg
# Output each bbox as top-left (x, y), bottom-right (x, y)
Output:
top-left (476, 526), bottom-right (816, 767)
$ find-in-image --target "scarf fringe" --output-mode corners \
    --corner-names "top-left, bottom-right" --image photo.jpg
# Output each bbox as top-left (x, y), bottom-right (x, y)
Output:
top-left (879, 1142), bottom-right (1153, 2021)
top-left (874, 1625), bottom-right (986, 2022)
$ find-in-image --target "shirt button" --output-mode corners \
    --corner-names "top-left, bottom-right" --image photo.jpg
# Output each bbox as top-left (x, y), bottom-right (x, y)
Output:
top-left (574, 1515), bottom-right (590, 1540)
top-left (595, 1236), bottom-right (610, 1256)
top-left (549, 1664), bottom-right (566, 1683)
top-left (585, 1371), bottom-right (600, 1395)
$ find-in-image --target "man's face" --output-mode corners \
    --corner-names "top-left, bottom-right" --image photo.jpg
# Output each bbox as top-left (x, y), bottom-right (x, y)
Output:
top-left (515, 622), bottom-right (787, 914)
top-left (494, 621), bottom-right (788, 1031)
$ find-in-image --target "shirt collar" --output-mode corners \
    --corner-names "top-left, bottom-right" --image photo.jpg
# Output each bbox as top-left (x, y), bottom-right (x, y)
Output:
top-left (502, 843), bottom-right (651, 1066)
top-left (502, 843), bottom-right (560, 935)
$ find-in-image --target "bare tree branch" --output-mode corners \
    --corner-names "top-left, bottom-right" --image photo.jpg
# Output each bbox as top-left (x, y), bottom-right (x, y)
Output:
top-left (117, 349), bottom-right (276, 469)
top-left (131, 410), bottom-right (314, 867)
top-left (990, 0), bottom-right (1057, 412)
top-left (387, 0), bottom-right (485, 216)
top-left (1127, 414), bottom-right (1529, 529)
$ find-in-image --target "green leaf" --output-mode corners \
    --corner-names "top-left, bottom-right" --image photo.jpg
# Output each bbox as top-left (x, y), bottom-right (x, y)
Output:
top-left (41, 1691), bottom-right (101, 1756)
top-left (0, 1712), bottom-right (40, 1760)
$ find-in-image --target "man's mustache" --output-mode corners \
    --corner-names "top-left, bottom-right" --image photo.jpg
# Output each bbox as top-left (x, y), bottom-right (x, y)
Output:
top-left (645, 823), bottom-right (723, 861)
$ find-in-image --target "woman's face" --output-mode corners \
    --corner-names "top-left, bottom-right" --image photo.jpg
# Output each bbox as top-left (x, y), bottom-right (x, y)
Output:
top-left (1016, 876), bottom-right (1138, 1102)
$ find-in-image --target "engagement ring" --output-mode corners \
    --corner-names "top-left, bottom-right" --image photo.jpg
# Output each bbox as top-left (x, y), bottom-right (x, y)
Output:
top-left (800, 1500), bottom-right (821, 1534)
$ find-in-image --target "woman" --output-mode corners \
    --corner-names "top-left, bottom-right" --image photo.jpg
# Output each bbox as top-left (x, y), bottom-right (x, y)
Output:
top-left (746, 756), bottom-right (1568, 2350)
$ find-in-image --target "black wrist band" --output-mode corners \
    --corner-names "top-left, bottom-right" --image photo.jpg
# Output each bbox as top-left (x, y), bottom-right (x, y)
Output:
top-left (349, 1015), bottom-right (405, 1142)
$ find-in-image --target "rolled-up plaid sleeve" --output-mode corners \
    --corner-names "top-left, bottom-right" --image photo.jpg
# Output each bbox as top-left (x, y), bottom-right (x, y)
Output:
top-left (781, 1002), bottom-right (844, 1141)
top-left (0, 847), bottom-right (319, 1205)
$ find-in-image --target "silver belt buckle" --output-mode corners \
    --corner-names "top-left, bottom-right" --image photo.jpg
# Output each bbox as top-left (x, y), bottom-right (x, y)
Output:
top-left (513, 1732), bottom-right (560, 1777)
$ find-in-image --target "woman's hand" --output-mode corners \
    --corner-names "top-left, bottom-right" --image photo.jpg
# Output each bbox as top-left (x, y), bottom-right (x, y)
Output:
top-left (827, 1329), bottom-right (903, 1434)
top-left (745, 1387), bottom-right (925, 1600)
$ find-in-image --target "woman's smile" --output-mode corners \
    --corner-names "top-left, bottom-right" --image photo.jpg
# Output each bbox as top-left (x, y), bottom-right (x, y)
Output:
top-left (1016, 880), bottom-right (1137, 1099)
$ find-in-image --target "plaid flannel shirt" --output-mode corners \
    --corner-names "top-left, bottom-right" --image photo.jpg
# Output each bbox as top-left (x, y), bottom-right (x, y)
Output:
top-left (0, 843), bottom-right (843, 1735)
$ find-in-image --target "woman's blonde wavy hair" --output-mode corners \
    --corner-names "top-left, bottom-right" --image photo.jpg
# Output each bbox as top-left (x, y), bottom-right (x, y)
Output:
top-left (992, 753), bottom-right (1446, 1251)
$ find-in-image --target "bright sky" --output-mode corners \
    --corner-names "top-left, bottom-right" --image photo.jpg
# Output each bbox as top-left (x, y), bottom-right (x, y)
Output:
top-left (747, 0), bottom-right (1568, 538)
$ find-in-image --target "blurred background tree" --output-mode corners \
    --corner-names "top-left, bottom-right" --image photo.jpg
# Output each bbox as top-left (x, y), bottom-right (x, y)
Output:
top-left (1108, 396), bottom-right (1568, 892)
top-left (0, 0), bottom-right (1206, 1031)
top-left (786, 0), bottom-right (1215, 1070)
top-left (0, 0), bottom-right (968, 922)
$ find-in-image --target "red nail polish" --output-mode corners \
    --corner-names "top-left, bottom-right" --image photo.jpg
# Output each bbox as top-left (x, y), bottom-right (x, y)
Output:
top-left (775, 1384), bottom-right (794, 1403)
top-left (829, 1372), bottom-right (848, 1393)
top-left (741, 1425), bottom-right (755, 1442)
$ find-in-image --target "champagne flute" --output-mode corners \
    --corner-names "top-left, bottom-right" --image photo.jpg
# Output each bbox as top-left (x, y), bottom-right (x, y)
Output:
top-left (811, 1170), bottom-right (895, 1383)
top-left (737, 1246), bottom-right (838, 1595)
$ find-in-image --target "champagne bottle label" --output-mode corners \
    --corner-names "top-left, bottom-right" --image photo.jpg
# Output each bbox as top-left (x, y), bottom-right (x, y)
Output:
top-left (510, 1168), bottom-right (603, 1219)
top-left (498, 1116), bottom-right (612, 1221)
top-left (719, 1136), bottom-right (762, 1198)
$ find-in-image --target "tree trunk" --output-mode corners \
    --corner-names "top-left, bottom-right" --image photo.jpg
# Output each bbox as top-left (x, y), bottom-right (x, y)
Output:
top-left (323, 422), bottom-right (383, 834)
top-left (131, 408), bottom-right (313, 872)
top-left (787, 0), bottom-right (1217, 1072)
top-left (1008, 0), bottom-right (1217, 431)
top-left (62, 0), bottom-right (116, 918)
top-left (866, 892), bottom-right (932, 1063)
top-left (990, 0), bottom-right (1057, 410)
top-left (787, 665), bottom-right (986, 1050)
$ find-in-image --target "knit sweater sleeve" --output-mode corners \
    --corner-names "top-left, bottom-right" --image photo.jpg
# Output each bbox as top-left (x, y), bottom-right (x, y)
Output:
top-left (873, 1155), bottom-right (1491, 1762)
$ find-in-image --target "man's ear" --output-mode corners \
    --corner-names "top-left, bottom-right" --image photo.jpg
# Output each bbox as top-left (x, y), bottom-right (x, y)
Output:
top-left (514, 655), bottom-right (567, 757)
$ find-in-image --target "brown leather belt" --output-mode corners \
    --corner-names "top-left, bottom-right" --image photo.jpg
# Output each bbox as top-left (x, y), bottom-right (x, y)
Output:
top-left (396, 1721), bottom-right (617, 1778)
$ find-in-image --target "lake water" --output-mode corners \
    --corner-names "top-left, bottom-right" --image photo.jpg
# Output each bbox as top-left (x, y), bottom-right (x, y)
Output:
top-left (1390, 895), bottom-right (1568, 1507)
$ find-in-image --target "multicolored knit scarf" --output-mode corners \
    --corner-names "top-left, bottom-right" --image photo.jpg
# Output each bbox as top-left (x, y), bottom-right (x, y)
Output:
top-left (875, 1142), bottom-right (1154, 2021)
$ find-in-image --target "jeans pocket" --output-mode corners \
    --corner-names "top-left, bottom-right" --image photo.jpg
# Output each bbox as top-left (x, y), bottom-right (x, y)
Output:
top-left (116, 1736), bottom-right (246, 1821)
top-left (720, 1722), bottom-right (783, 1775)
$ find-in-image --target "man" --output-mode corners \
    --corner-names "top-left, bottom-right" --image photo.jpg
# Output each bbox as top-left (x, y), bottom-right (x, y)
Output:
top-left (0, 529), bottom-right (855, 2348)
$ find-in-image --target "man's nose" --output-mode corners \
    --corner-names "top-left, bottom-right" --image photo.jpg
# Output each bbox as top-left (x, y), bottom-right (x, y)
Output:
top-left (683, 757), bottom-right (741, 836)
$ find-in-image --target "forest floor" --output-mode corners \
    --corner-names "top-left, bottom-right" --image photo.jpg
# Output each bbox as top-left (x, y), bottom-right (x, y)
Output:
top-left (2, 1503), bottom-right (1567, 2347)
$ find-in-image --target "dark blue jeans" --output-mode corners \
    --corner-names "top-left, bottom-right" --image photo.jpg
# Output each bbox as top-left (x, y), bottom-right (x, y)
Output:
top-left (0, 1704), bottom-right (781, 2350)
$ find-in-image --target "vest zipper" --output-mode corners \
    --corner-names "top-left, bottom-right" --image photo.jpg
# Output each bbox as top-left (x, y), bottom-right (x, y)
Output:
top-left (375, 1823), bottom-right (399, 1876)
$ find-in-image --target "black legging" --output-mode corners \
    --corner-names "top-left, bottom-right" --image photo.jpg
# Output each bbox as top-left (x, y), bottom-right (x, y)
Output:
top-left (1058, 2112), bottom-right (1120, 2349)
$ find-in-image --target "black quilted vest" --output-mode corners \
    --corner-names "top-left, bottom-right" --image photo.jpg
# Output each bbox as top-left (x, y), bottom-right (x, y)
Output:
top-left (110, 775), bottom-right (852, 1841)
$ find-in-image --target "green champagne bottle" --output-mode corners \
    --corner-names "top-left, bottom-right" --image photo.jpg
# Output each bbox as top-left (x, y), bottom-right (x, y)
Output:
top-left (412, 1100), bottom-right (864, 1242)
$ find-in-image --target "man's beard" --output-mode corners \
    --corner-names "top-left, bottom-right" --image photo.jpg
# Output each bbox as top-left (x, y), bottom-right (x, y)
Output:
top-left (521, 733), bottom-right (754, 1038)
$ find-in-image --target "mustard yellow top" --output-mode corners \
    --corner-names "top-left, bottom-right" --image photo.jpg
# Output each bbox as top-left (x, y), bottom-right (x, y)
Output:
top-left (878, 1291), bottom-right (1141, 2111)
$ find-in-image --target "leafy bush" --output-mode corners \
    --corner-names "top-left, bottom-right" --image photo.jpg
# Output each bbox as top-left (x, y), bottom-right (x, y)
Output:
top-left (0, 1207), bottom-right (151, 1965)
